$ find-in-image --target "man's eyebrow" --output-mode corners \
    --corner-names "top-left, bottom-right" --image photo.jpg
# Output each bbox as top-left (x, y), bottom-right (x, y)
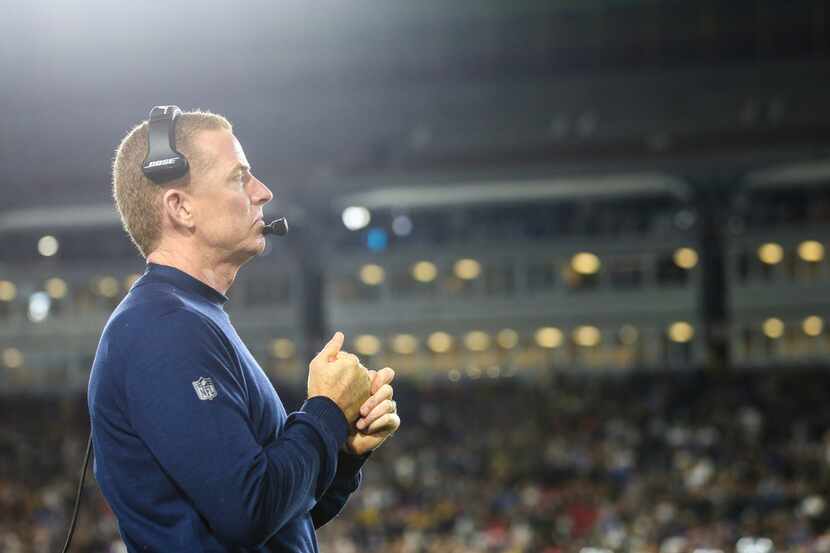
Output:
top-left (226, 164), bottom-right (251, 179)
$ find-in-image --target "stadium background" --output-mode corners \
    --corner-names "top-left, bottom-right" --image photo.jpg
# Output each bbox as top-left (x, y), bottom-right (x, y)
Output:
top-left (2, 1), bottom-right (830, 551)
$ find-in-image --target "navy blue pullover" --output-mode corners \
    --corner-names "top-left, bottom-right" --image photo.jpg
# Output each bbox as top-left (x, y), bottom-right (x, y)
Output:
top-left (88, 263), bottom-right (367, 552)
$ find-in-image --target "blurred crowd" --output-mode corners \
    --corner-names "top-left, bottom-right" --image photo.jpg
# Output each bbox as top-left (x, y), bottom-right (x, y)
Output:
top-left (3, 370), bottom-right (830, 553)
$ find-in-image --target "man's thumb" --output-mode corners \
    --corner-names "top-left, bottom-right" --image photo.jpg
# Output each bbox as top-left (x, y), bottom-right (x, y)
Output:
top-left (320, 331), bottom-right (344, 361)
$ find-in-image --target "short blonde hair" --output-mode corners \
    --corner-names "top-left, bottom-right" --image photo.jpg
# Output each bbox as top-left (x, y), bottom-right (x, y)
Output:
top-left (112, 110), bottom-right (232, 258)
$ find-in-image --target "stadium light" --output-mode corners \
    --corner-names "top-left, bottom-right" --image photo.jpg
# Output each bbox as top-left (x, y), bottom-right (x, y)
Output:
top-left (757, 243), bottom-right (783, 265)
top-left (464, 331), bottom-right (491, 352)
top-left (668, 321), bottom-right (694, 343)
top-left (359, 264), bottom-right (385, 286)
top-left (391, 334), bottom-right (418, 354)
top-left (411, 261), bottom-right (437, 283)
top-left (673, 247), bottom-right (698, 269)
top-left (392, 215), bottom-right (413, 236)
top-left (573, 325), bottom-right (601, 347)
top-left (762, 318), bottom-right (784, 339)
top-left (270, 338), bottom-right (295, 359)
top-left (2, 347), bottom-right (23, 369)
top-left (454, 259), bottom-right (481, 280)
top-left (354, 335), bottom-right (381, 355)
top-left (366, 228), bottom-right (388, 252)
top-left (38, 235), bottom-right (59, 257)
top-left (28, 292), bottom-right (50, 323)
top-left (427, 331), bottom-right (453, 353)
top-left (342, 206), bottom-right (371, 231)
top-left (96, 276), bottom-right (119, 298)
top-left (496, 328), bottom-right (519, 349)
top-left (803, 315), bottom-right (824, 337)
top-left (571, 252), bottom-right (600, 275)
top-left (798, 240), bottom-right (825, 262)
top-left (535, 327), bottom-right (563, 348)
top-left (0, 280), bottom-right (17, 302)
top-left (45, 277), bottom-right (68, 299)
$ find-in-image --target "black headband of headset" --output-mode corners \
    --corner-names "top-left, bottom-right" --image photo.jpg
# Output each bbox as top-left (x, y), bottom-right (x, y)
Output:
top-left (141, 105), bottom-right (190, 184)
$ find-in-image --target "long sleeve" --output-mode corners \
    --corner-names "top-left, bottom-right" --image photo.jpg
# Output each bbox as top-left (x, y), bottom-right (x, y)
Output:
top-left (121, 308), bottom-right (349, 548)
top-left (310, 450), bottom-right (370, 529)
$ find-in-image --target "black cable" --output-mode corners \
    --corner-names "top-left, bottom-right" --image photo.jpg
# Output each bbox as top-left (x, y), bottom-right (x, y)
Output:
top-left (60, 429), bottom-right (93, 553)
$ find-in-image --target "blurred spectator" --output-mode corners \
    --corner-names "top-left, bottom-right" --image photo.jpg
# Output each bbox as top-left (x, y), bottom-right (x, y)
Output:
top-left (4, 371), bottom-right (830, 552)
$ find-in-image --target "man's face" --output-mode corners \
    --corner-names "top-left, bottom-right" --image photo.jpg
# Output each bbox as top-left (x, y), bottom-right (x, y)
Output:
top-left (188, 129), bottom-right (273, 264)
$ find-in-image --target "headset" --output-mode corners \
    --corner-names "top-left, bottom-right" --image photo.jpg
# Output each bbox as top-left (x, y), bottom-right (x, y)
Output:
top-left (60, 106), bottom-right (288, 552)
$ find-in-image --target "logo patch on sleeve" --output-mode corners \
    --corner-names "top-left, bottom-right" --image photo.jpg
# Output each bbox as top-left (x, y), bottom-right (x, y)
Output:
top-left (192, 377), bottom-right (218, 401)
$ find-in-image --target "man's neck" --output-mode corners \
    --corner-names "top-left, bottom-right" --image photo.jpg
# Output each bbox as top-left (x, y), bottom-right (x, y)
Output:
top-left (146, 246), bottom-right (239, 295)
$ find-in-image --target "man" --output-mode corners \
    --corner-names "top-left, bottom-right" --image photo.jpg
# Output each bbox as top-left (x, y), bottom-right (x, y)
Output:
top-left (88, 109), bottom-right (400, 552)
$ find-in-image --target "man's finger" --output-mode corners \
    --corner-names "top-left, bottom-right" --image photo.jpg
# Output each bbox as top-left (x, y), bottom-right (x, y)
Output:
top-left (337, 351), bottom-right (368, 372)
top-left (356, 399), bottom-right (396, 430)
top-left (318, 332), bottom-right (344, 362)
top-left (371, 367), bottom-right (395, 395)
top-left (360, 383), bottom-right (393, 417)
top-left (366, 413), bottom-right (400, 435)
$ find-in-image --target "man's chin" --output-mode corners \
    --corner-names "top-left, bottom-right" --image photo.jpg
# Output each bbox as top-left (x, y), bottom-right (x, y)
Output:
top-left (232, 238), bottom-right (266, 266)
top-left (250, 235), bottom-right (268, 257)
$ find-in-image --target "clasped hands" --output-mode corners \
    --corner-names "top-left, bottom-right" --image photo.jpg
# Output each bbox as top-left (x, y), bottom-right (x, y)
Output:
top-left (307, 332), bottom-right (400, 456)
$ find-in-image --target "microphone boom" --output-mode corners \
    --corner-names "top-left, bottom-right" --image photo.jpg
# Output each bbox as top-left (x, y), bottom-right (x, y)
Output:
top-left (263, 218), bottom-right (288, 236)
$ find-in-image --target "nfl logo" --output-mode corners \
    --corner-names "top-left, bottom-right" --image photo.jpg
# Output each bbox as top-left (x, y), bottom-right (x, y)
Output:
top-left (192, 377), bottom-right (217, 401)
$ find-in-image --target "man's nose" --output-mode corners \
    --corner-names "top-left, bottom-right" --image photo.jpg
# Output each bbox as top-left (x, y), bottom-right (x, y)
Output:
top-left (251, 176), bottom-right (274, 205)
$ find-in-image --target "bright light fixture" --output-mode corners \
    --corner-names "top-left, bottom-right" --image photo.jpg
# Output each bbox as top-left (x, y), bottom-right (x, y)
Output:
top-left (464, 331), bottom-right (490, 352)
top-left (271, 338), bottom-right (296, 359)
top-left (571, 252), bottom-right (600, 275)
top-left (535, 327), bottom-right (563, 349)
top-left (0, 281), bottom-right (17, 302)
top-left (391, 334), bottom-right (418, 354)
top-left (496, 329), bottom-right (519, 349)
top-left (573, 325), bottom-right (601, 347)
top-left (28, 292), bottom-right (50, 323)
top-left (354, 335), bottom-right (381, 355)
top-left (2, 347), bottom-right (23, 369)
top-left (803, 315), bottom-right (824, 337)
top-left (38, 235), bottom-right (59, 257)
top-left (427, 332), bottom-right (453, 353)
top-left (45, 278), bottom-right (68, 299)
top-left (798, 240), bottom-right (825, 262)
top-left (454, 259), bottom-right (481, 280)
top-left (411, 261), bottom-right (437, 283)
top-left (392, 215), bottom-right (413, 236)
top-left (342, 206), bottom-right (371, 231)
top-left (359, 264), bottom-right (385, 286)
top-left (757, 243), bottom-right (783, 265)
top-left (668, 321), bottom-right (694, 343)
top-left (673, 247), bottom-right (699, 269)
top-left (762, 318), bottom-right (784, 339)
top-left (96, 276), bottom-right (119, 298)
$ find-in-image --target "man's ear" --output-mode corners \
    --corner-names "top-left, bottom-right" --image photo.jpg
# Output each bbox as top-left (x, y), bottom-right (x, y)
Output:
top-left (161, 188), bottom-right (195, 230)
